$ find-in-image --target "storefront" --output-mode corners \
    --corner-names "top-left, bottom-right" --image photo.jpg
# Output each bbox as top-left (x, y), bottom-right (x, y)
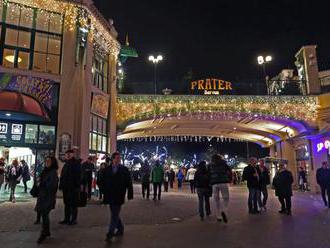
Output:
top-left (0, 73), bottom-right (59, 181)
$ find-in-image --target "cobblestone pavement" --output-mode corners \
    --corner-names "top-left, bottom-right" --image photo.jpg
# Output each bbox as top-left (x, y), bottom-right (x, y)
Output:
top-left (1, 185), bottom-right (330, 248)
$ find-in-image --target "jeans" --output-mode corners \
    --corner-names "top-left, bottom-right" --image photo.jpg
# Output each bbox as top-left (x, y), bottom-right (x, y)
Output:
top-left (9, 180), bottom-right (17, 202)
top-left (197, 188), bottom-right (211, 218)
top-left (153, 183), bottom-right (162, 200)
top-left (142, 181), bottom-right (150, 199)
top-left (189, 180), bottom-right (195, 193)
top-left (213, 183), bottom-right (229, 218)
top-left (279, 196), bottom-right (291, 211)
top-left (258, 186), bottom-right (268, 208)
top-left (164, 181), bottom-right (169, 192)
top-left (320, 186), bottom-right (330, 206)
top-left (64, 204), bottom-right (78, 222)
top-left (108, 204), bottom-right (124, 236)
top-left (41, 211), bottom-right (50, 235)
top-left (248, 187), bottom-right (260, 212)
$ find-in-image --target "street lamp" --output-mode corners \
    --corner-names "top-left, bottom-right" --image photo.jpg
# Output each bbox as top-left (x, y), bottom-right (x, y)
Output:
top-left (257, 55), bottom-right (273, 94)
top-left (148, 54), bottom-right (163, 95)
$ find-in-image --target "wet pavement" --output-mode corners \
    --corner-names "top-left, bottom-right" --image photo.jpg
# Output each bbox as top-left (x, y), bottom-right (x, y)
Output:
top-left (1, 185), bottom-right (330, 248)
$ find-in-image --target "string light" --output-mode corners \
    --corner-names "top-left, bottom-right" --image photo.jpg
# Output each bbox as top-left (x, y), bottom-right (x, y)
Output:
top-left (3, 0), bottom-right (120, 56)
top-left (117, 95), bottom-right (319, 124)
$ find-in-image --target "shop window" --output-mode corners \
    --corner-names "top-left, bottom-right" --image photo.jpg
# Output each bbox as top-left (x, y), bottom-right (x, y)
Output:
top-left (20, 7), bottom-right (33, 28)
top-left (38, 125), bottom-right (55, 145)
top-left (25, 124), bottom-right (38, 143)
top-left (34, 32), bottom-right (48, 53)
top-left (5, 28), bottom-right (18, 46)
top-left (6, 3), bottom-right (20, 26)
top-left (18, 30), bottom-right (31, 48)
top-left (17, 51), bottom-right (29, 70)
top-left (33, 52), bottom-right (47, 72)
top-left (36, 10), bottom-right (50, 32)
top-left (89, 114), bottom-right (108, 153)
top-left (2, 48), bottom-right (15, 68)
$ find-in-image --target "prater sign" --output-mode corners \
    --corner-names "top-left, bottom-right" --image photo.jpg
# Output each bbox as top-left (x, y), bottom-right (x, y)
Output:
top-left (191, 78), bottom-right (233, 95)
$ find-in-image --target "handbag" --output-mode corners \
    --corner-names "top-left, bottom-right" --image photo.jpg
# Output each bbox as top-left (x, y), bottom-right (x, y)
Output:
top-left (78, 191), bottom-right (87, 207)
top-left (30, 184), bottom-right (39, 198)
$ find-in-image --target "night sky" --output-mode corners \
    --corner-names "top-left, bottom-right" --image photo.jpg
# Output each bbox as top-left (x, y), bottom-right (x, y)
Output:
top-left (94, 0), bottom-right (330, 93)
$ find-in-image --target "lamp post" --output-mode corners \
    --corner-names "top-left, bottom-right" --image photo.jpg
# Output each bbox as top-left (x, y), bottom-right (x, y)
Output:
top-left (257, 55), bottom-right (272, 95)
top-left (148, 55), bottom-right (163, 95)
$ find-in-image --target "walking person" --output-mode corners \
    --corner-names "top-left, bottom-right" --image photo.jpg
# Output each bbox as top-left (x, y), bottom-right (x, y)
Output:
top-left (242, 157), bottom-right (261, 214)
top-left (298, 167), bottom-right (307, 191)
top-left (169, 168), bottom-right (175, 189)
top-left (81, 156), bottom-right (95, 200)
top-left (35, 156), bottom-right (59, 243)
top-left (0, 158), bottom-right (5, 191)
top-left (194, 161), bottom-right (211, 220)
top-left (59, 149), bottom-right (81, 225)
top-left (163, 166), bottom-right (170, 192)
top-left (177, 168), bottom-right (184, 190)
top-left (151, 161), bottom-right (164, 200)
top-left (273, 163), bottom-right (294, 215)
top-left (8, 159), bottom-right (22, 203)
top-left (187, 165), bottom-right (197, 193)
top-left (21, 160), bottom-right (31, 193)
top-left (209, 154), bottom-right (232, 223)
top-left (140, 161), bottom-right (151, 199)
top-left (33, 161), bottom-right (44, 224)
top-left (258, 160), bottom-right (270, 210)
top-left (100, 152), bottom-right (133, 243)
top-left (316, 161), bottom-right (330, 208)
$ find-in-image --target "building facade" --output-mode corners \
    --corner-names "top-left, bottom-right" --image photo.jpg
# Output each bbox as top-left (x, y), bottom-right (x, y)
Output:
top-left (0, 0), bottom-right (119, 169)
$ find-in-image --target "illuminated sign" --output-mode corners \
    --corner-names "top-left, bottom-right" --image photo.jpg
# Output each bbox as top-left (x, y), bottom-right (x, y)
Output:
top-left (191, 78), bottom-right (233, 95)
top-left (317, 139), bottom-right (330, 152)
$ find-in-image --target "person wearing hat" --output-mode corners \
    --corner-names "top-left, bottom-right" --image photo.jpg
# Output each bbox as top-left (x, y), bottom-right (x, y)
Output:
top-left (272, 163), bottom-right (294, 215)
top-left (59, 149), bottom-right (81, 225)
top-left (81, 156), bottom-right (95, 200)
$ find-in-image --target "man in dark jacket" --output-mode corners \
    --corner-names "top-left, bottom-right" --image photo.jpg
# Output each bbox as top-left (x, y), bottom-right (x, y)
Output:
top-left (273, 163), bottom-right (294, 215)
top-left (258, 160), bottom-right (271, 210)
top-left (101, 152), bottom-right (133, 243)
top-left (81, 156), bottom-right (95, 200)
top-left (169, 168), bottom-right (175, 189)
top-left (140, 161), bottom-right (151, 199)
top-left (242, 157), bottom-right (261, 214)
top-left (194, 161), bottom-right (211, 220)
top-left (21, 160), bottom-right (31, 193)
top-left (316, 161), bottom-right (330, 207)
top-left (59, 149), bottom-right (81, 225)
top-left (209, 154), bottom-right (232, 223)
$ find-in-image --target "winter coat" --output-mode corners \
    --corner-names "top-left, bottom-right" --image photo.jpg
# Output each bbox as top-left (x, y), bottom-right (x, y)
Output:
top-left (209, 160), bottom-right (232, 185)
top-left (59, 158), bottom-right (81, 206)
top-left (259, 167), bottom-right (271, 188)
top-left (140, 164), bottom-right (151, 183)
top-left (0, 163), bottom-right (5, 184)
top-left (186, 168), bottom-right (197, 181)
top-left (8, 165), bottom-right (22, 183)
top-left (273, 170), bottom-right (293, 197)
top-left (242, 165), bottom-right (261, 189)
top-left (101, 165), bottom-right (133, 205)
top-left (151, 166), bottom-right (164, 183)
top-left (22, 163), bottom-right (31, 182)
top-left (35, 167), bottom-right (59, 213)
top-left (81, 161), bottom-right (95, 185)
top-left (194, 168), bottom-right (210, 189)
top-left (177, 170), bottom-right (184, 182)
top-left (316, 167), bottom-right (330, 188)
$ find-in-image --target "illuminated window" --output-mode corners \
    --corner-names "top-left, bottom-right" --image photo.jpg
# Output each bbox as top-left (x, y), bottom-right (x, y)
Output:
top-left (38, 125), bottom-right (55, 145)
top-left (25, 124), bottom-right (38, 143)
top-left (89, 114), bottom-right (108, 153)
top-left (92, 54), bottom-right (109, 93)
top-left (0, 2), bottom-right (63, 73)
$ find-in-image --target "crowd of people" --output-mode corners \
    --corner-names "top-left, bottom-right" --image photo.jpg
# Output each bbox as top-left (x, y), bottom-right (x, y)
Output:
top-left (1, 149), bottom-right (330, 245)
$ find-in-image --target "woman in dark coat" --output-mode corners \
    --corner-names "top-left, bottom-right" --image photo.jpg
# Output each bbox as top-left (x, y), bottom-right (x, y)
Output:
top-left (36, 156), bottom-right (59, 243)
top-left (272, 163), bottom-right (294, 216)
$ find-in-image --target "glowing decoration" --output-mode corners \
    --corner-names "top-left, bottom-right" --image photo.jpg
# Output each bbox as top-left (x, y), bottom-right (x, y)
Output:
top-left (191, 78), bottom-right (233, 95)
top-left (3, 0), bottom-right (120, 56)
top-left (5, 55), bottom-right (21, 63)
top-left (317, 139), bottom-right (330, 152)
top-left (117, 95), bottom-right (319, 125)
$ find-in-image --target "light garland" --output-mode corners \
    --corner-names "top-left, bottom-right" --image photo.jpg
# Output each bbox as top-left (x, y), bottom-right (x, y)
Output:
top-left (117, 95), bottom-right (319, 125)
top-left (121, 136), bottom-right (243, 143)
top-left (2, 0), bottom-right (120, 56)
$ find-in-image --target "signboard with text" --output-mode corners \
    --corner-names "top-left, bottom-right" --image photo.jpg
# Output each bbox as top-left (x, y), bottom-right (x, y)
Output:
top-left (190, 78), bottom-right (233, 95)
top-left (0, 122), bottom-right (24, 144)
